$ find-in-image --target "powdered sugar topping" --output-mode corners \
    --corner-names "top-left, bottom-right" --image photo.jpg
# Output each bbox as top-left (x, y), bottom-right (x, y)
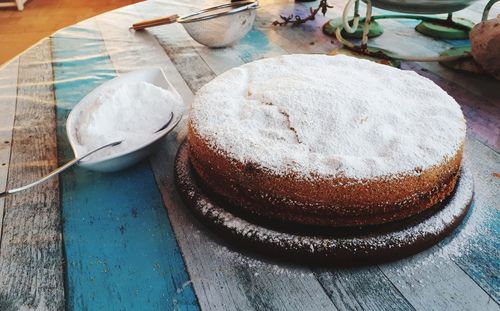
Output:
top-left (190, 54), bottom-right (466, 179)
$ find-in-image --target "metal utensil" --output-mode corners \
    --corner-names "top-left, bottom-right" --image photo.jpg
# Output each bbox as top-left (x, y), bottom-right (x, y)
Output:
top-left (131, 1), bottom-right (259, 48)
top-left (0, 112), bottom-right (174, 198)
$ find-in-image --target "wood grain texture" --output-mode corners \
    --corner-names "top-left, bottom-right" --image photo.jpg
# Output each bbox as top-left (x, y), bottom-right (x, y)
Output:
top-left (248, 6), bottom-right (496, 310)
top-left (51, 22), bottom-right (198, 311)
top-left (0, 0), bottom-right (498, 310)
top-left (0, 58), bottom-right (19, 243)
top-left (379, 248), bottom-right (499, 311)
top-left (314, 266), bottom-right (414, 311)
top-left (153, 30), bottom-right (217, 93)
top-left (0, 39), bottom-right (65, 311)
top-left (150, 135), bottom-right (339, 311)
top-left (258, 4), bottom-right (500, 309)
top-left (452, 138), bottom-right (500, 303)
top-left (132, 3), bottom-right (339, 309)
top-left (401, 62), bottom-right (500, 150)
top-left (146, 2), bottom-right (500, 310)
top-left (96, 3), bottom-right (194, 103)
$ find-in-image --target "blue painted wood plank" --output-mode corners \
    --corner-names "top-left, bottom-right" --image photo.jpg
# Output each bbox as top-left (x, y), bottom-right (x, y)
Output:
top-left (51, 27), bottom-right (199, 311)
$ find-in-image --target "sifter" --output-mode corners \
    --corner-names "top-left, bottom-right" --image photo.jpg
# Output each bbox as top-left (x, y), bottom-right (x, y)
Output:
top-left (131, 1), bottom-right (259, 48)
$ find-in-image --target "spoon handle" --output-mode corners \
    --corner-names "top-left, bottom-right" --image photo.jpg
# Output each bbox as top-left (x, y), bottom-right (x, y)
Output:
top-left (130, 14), bottom-right (179, 30)
top-left (0, 140), bottom-right (122, 199)
top-left (0, 112), bottom-right (175, 198)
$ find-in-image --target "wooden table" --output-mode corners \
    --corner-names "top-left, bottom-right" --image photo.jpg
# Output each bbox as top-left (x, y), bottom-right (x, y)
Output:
top-left (0, 0), bottom-right (498, 310)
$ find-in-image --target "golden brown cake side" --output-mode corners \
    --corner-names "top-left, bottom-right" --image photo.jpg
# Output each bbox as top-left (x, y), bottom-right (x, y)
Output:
top-left (188, 124), bottom-right (463, 227)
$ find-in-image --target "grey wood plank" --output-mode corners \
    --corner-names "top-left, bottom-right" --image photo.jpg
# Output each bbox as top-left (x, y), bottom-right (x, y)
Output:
top-left (380, 135), bottom-right (500, 310)
top-left (0, 39), bottom-right (65, 311)
top-left (150, 136), bottom-right (338, 311)
top-left (124, 2), bottom-right (499, 311)
top-left (154, 32), bottom-right (217, 93)
top-left (95, 10), bottom-right (194, 104)
top-left (134, 2), bottom-right (216, 93)
top-left (0, 58), bottom-right (19, 244)
top-left (101, 4), bottom-right (338, 310)
top-left (451, 137), bottom-right (500, 302)
top-left (262, 4), bottom-right (499, 309)
top-left (314, 266), bottom-right (414, 311)
top-left (401, 62), bottom-right (499, 149)
top-left (417, 61), bottom-right (500, 105)
top-left (380, 254), bottom-right (499, 311)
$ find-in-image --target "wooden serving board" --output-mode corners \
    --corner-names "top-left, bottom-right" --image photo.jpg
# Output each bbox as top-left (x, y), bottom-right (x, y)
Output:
top-left (0, 0), bottom-right (498, 309)
top-left (175, 140), bottom-right (474, 266)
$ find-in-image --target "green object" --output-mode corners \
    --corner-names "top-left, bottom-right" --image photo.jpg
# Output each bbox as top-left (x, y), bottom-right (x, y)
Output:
top-left (331, 46), bottom-right (401, 67)
top-left (439, 46), bottom-right (485, 74)
top-left (323, 17), bottom-right (383, 39)
top-left (415, 18), bottom-right (474, 40)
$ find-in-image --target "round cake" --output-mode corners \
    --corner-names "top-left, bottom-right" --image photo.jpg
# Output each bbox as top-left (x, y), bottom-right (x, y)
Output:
top-left (187, 54), bottom-right (466, 227)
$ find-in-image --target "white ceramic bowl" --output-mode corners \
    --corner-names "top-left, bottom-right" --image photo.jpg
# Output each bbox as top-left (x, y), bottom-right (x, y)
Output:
top-left (66, 68), bottom-right (184, 172)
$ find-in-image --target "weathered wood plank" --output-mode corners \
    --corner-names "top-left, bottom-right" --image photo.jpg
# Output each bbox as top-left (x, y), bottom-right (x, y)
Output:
top-left (96, 8), bottom-right (202, 308)
top-left (140, 2), bottom-right (500, 311)
top-left (370, 140), bottom-right (500, 310)
top-left (314, 266), bottom-right (415, 311)
top-left (138, 1), bottom-right (245, 75)
top-left (379, 249), bottom-right (499, 311)
top-left (451, 137), bottom-right (500, 302)
top-left (96, 5), bottom-right (194, 103)
top-left (150, 137), bottom-right (339, 311)
top-left (259, 6), bottom-right (497, 310)
top-left (402, 62), bottom-right (499, 150)
top-left (0, 39), bottom-right (65, 311)
top-left (257, 2), bottom-right (341, 54)
top-left (0, 57), bottom-right (19, 244)
top-left (51, 22), bottom-right (198, 311)
top-left (125, 3), bottom-right (339, 310)
top-left (134, 2), bottom-right (217, 93)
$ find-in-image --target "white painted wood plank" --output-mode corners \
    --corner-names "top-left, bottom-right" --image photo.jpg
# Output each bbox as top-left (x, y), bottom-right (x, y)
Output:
top-left (0, 57), bottom-right (19, 244)
top-left (99, 3), bottom-right (339, 310)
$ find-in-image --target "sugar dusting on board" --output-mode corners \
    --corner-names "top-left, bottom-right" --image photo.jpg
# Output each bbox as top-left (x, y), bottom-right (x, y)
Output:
top-left (175, 142), bottom-right (488, 280)
top-left (76, 81), bottom-right (180, 160)
top-left (190, 54), bottom-right (466, 179)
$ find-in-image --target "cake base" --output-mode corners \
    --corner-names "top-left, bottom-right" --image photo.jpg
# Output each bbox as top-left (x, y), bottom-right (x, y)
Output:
top-left (175, 141), bottom-right (474, 265)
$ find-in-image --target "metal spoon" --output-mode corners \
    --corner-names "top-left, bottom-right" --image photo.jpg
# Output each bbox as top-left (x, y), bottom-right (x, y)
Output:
top-left (0, 112), bottom-right (174, 198)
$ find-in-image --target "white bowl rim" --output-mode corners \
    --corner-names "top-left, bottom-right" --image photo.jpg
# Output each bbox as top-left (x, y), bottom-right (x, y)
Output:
top-left (65, 67), bottom-right (184, 166)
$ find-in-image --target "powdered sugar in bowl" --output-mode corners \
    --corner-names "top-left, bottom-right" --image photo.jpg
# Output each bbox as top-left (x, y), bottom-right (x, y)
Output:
top-left (66, 68), bottom-right (184, 172)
